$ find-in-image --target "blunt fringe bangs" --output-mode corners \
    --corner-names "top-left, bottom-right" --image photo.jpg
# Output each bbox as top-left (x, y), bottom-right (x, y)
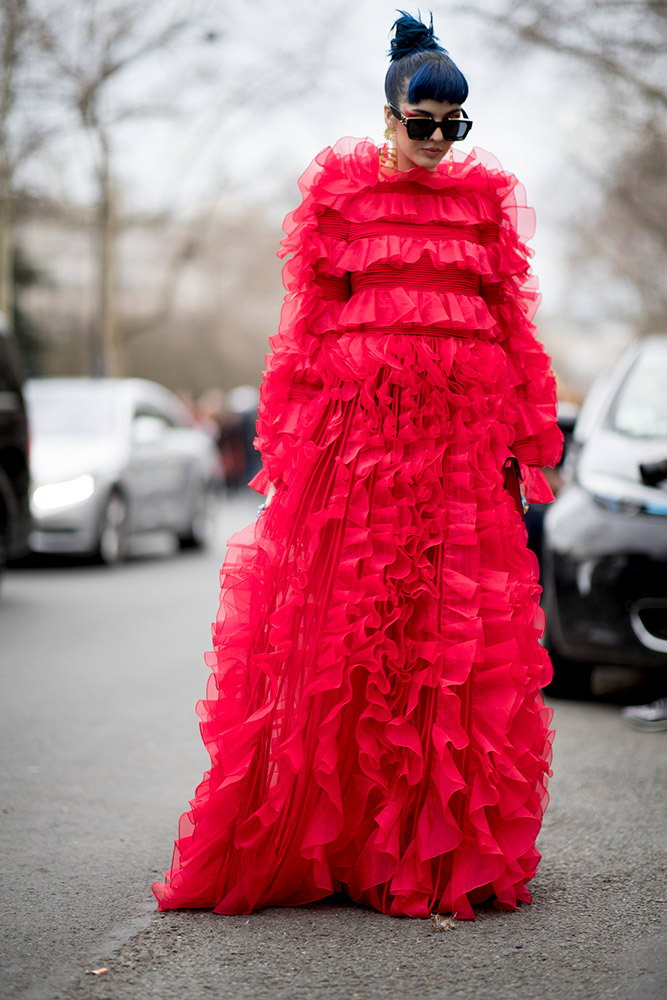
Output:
top-left (408, 56), bottom-right (468, 105)
top-left (385, 51), bottom-right (469, 108)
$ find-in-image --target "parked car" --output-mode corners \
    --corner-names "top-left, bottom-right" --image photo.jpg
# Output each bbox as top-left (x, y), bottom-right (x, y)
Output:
top-left (26, 377), bottom-right (218, 563)
top-left (525, 399), bottom-right (579, 575)
top-left (542, 335), bottom-right (667, 695)
top-left (0, 324), bottom-right (30, 585)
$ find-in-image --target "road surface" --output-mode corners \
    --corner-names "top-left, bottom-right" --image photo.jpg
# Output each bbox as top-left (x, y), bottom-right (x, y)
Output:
top-left (1, 491), bottom-right (665, 1000)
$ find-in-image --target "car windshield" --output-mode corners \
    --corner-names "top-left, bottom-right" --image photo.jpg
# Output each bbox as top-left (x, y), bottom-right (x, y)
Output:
top-left (609, 349), bottom-right (667, 439)
top-left (27, 383), bottom-right (119, 437)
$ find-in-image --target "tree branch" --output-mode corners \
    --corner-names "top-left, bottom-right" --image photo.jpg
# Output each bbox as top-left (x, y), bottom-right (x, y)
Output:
top-left (460, 2), bottom-right (667, 108)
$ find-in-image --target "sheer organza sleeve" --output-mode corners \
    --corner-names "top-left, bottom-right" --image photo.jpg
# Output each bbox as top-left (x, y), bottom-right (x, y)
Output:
top-left (249, 149), bottom-right (350, 495)
top-left (480, 166), bottom-right (563, 503)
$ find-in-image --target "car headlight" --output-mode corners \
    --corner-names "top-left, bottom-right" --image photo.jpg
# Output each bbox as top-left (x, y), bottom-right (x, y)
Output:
top-left (578, 469), bottom-right (667, 517)
top-left (32, 474), bottom-right (96, 511)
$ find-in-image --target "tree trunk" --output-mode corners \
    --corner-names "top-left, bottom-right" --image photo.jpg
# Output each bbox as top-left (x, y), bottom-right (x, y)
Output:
top-left (0, 0), bottom-right (24, 334)
top-left (94, 124), bottom-right (121, 376)
top-left (0, 163), bottom-right (12, 334)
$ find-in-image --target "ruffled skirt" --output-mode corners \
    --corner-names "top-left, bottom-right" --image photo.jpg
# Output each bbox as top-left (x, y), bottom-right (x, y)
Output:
top-left (153, 330), bottom-right (553, 920)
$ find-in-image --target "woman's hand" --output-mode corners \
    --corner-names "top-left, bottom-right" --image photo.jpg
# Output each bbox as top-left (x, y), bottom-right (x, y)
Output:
top-left (265, 481), bottom-right (278, 508)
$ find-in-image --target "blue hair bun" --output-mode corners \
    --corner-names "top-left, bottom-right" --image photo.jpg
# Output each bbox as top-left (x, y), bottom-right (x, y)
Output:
top-left (389, 10), bottom-right (447, 61)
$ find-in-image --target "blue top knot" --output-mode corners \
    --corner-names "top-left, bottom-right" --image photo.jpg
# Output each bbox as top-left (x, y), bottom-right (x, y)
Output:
top-left (389, 11), bottom-right (447, 61)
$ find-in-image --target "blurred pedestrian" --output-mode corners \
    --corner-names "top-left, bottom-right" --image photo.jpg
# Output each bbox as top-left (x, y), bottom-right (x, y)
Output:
top-left (193, 388), bottom-right (229, 490)
top-left (154, 11), bottom-right (562, 920)
top-left (175, 388), bottom-right (196, 417)
top-left (226, 385), bottom-right (262, 487)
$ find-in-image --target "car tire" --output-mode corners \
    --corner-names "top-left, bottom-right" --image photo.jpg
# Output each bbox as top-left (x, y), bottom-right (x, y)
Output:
top-left (542, 620), bottom-right (593, 699)
top-left (0, 511), bottom-right (7, 597)
top-left (178, 484), bottom-right (214, 551)
top-left (96, 491), bottom-right (128, 565)
top-left (540, 557), bottom-right (594, 699)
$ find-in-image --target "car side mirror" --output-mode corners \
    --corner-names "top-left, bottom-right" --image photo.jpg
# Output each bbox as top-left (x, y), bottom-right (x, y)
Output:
top-left (132, 415), bottom-right (166, 445)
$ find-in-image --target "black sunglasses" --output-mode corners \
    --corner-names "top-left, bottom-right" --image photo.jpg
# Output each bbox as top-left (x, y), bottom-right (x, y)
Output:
top-left (390, 106), bottom-right (473, 142)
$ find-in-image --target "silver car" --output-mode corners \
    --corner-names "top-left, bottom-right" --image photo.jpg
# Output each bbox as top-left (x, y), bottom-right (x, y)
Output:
top-left (26, 377), bottom-right (219, 563)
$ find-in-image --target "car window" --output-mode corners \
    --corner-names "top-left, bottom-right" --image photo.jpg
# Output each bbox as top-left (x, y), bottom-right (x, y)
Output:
top-left (133, 403), bottom-right (175, 428)
top-left (608, 349), bottom-right (667, 439)
top-left (27, 384), bottom-right (118, 436)
top-left (146, 388), bottom-right (193, 429)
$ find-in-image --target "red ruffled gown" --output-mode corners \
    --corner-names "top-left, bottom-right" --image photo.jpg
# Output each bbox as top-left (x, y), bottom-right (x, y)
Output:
top-left (153, 138), bottom-right (563, 920)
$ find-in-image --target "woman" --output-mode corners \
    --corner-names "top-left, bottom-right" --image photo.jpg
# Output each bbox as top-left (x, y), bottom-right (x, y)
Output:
top-left (153, 12), bottom-right (562, 920)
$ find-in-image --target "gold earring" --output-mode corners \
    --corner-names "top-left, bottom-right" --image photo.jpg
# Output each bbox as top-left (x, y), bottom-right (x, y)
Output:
top-left (381, 122), bottom-right (397, 169)
top-left (380, 142), bottom-right (397, 170)
top-left (447, 147), bottom-right (454, 175)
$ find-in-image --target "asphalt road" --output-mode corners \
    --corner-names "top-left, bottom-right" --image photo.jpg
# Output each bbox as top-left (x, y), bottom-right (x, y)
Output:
top-left (1, 490), bottom-right (665, 1000)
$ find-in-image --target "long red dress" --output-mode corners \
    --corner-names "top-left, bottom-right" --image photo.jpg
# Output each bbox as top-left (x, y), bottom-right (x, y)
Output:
top-left (153, 138), bottom-right (563, 920)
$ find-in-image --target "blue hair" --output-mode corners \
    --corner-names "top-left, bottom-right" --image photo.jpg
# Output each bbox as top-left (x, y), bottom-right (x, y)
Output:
top-left (385, 11), bottom-right (469, 108)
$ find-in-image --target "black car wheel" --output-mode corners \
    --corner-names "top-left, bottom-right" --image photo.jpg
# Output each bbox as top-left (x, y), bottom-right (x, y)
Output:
top-left (541, 567), bottom-right (594, 699)
top-left (178, 484), bottom-right (214, 551)
top-left (96, 491), bottom-right (128, 565)
top-left (543, 633), bottom-right (594, 699)
top-left (0, 510), bottom-right (7, 596)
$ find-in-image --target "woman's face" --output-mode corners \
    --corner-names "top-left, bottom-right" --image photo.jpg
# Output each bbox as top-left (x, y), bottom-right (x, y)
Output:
top-left (383, 97), bottom-right (462, 171)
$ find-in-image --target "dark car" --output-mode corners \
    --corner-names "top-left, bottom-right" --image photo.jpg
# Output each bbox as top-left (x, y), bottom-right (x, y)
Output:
top-left (525, 399), bottom-right (579, 573)
top-left (542, 335), bottom-right (667, 695)
top-left (0, 323), bottom-right (30, 585)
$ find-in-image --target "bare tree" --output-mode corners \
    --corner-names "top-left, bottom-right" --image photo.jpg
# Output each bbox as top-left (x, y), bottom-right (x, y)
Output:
top-left (0, 0), bottom-right (50, 332)
top-left (461, 0), bottom-right (667, 332)
top-left (26, 0), bottom-right (215, 375)
top-left (80, 0), bottom-right (348, 366)
top-left (8, 0), bottom-right (347, 376)
top-left (461, 0), bottom-right (667, 110)
top-left (578, 122), bottom-right (667, 331)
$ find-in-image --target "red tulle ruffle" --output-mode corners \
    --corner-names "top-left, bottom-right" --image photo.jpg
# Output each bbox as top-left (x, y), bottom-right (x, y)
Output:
top-left (153, 137), bottom-right (561, 920)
